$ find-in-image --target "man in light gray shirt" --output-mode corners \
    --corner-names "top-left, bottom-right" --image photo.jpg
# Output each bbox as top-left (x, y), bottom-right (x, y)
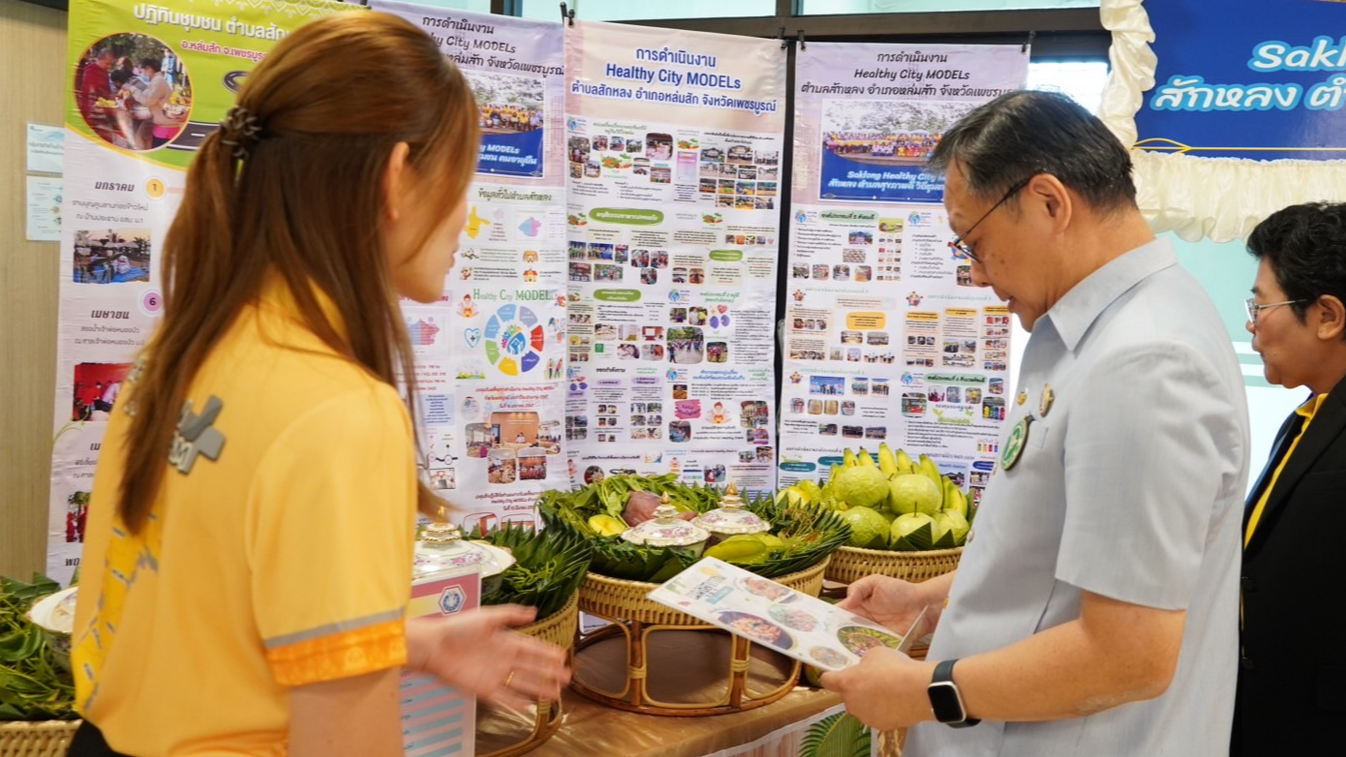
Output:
top-left (822, 90), bottom-right (1250, 756)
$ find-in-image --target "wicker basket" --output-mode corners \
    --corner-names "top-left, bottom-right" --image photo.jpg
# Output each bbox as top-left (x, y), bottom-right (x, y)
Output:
top-left (0, 720), bottom-right (80, 757)
top-left (476, 592), bottom-right (578, 757)
top-left (578, 559), bottom-right (827, 628)
top-left (824, 545), bottom-right (963, 585)
top-left (572, 558), bottom-right (829, 716)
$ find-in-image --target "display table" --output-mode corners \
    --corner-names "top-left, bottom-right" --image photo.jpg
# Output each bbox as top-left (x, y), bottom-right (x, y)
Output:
top-left (478, 686), bottom-right (843, 757)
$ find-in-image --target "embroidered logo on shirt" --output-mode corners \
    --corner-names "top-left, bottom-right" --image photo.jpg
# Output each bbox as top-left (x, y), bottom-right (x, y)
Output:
top-left (168, 396), bottom-right (226, 474)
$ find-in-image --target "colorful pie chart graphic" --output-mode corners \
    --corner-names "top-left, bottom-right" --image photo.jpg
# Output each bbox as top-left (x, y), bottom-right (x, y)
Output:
top-left (483, 303), bottom-right (546, 376)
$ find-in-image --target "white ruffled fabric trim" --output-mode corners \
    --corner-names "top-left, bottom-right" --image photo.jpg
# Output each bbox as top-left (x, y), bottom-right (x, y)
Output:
top-left (1098, 0), bottom-right (1346, 243)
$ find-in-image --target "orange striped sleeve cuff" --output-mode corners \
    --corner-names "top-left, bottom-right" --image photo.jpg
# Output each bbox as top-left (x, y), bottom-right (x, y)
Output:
top-left (266, 618), bottom-right (407, 687)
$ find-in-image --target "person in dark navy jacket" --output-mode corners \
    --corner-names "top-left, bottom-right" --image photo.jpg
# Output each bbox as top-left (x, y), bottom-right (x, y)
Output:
top-left (1236, 202), bottom-right (1346, 755)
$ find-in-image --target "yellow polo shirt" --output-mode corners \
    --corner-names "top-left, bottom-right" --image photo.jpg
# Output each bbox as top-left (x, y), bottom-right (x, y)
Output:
top-left (72, 280), bottom-right (418, 756)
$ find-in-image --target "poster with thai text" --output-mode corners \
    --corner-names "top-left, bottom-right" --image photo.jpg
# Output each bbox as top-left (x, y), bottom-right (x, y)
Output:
top-left (374, 1), bottom-right (568, 532)
top-left (780, 43), bottom-right (1026, 511)
top-left (563, 20), bottom-right (786, 497)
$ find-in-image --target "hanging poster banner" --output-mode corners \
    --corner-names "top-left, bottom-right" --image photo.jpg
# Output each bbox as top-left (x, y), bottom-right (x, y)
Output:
top-left (1101, 0), bottom-right (1346, 242)
top-left (372, 1), bottom-right (568, 533)
top-left (48, 0), bottom-right (353, 584)
top-left (1137, 0), bottom-right (1346, 161)
top-left (781, 42), bottom-right (1026, 512)
top-left (563, 20), bottom-right (786, 497)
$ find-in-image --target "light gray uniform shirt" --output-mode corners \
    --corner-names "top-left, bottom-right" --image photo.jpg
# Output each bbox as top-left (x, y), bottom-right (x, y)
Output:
top-left (906, 238), bottom-right (1250, 757)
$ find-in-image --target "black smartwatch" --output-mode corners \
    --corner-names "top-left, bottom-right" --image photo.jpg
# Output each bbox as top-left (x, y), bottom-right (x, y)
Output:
top-left (928, 658), bottom-right (980, 728)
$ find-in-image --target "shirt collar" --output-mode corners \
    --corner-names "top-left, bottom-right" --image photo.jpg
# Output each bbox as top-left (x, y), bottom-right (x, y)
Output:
top-left (1038, 237), bottom-right (1177, 352)
top-left (1300, 392), bottom-right (1329, 420)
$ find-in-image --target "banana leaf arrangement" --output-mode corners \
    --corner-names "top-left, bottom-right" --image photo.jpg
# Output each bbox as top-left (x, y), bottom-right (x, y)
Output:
top-left (536, 473), bottom-right (851, 583)
top-left (0, 575), bottom-right (75, 721)
top-left (478, 524), bottom-right (593, 620)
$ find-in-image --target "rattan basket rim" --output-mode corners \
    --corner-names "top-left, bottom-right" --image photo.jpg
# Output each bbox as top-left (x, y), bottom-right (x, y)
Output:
top-left (583, 556), bottom-right (830, 593)
top-left (0, 717), bottom-right (81, 756)
top-left (518, 592), bottom-right (578, 649)
top-left (833, 544), bottom-right (964, 561)
top-left (579, 556), bottom-right (829, 626)
top-left (0, 720), bottom-right (80, 731)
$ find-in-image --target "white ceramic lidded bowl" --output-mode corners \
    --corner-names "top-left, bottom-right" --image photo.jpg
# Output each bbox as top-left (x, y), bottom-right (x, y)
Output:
top-left (26, 585), bottom-right (78, 671)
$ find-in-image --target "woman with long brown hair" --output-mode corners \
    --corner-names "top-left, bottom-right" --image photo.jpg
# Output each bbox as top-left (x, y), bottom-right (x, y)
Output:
top-left (69, 12), bottom-right (567, 757)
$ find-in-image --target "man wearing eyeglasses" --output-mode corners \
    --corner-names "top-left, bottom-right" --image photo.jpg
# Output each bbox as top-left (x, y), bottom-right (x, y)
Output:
top-left (823, 90), bottom-right (1250, 757)
top-left (1235, 202), bottom-right (1346, 756)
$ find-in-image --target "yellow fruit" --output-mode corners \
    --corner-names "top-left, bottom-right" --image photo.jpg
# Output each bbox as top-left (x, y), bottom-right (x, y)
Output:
top-left (918, 455), bottom-right (944, 492)
top-left (878, 443), bottom-right (898, 475)
top-left (895, 449), bottom-right (914, 475)
top-left (587, 514), bottom-right (628, 537)
top-left (944, 483), bottom-right (968, 518)
top-left (705, 537), bottom-right (768, 563)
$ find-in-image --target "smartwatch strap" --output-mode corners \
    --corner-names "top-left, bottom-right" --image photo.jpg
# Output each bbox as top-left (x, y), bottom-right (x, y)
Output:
top-left (931, 658), bottom-right (981, 728)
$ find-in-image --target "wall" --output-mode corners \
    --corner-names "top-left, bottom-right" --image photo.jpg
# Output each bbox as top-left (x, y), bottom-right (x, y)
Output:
top-left (1, 0), bottom-right (65, 579)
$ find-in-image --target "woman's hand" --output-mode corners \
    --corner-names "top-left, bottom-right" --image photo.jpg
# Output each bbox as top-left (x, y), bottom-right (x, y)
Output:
top-left (405, 604), bottom-right (571, 712)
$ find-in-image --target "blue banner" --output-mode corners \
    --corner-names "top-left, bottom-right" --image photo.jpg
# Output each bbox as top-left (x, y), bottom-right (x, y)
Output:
top-left (478, 128), bottom-right (544, 178)
top-left (1137, 0), bottom-right (1346, 161)
top-left (818, 145), bottom-right (945, 203)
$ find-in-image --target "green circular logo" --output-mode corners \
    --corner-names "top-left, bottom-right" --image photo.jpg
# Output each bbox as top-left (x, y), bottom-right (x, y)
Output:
top-left (1000, 417), bottom-right (1031, 471)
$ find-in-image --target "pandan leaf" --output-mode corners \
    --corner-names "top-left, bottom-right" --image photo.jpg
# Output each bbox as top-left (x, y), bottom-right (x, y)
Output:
top-left (799, 712), bottom-right (870, 757)
top-left (932, 528), bottom-right (958, 550)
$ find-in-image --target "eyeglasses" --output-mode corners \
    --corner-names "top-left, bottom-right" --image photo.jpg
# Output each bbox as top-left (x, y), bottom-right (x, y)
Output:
top-left (1244, 296), bottom-right (1308, 323)
top-left (950, 175), bottom-right (1035, 264)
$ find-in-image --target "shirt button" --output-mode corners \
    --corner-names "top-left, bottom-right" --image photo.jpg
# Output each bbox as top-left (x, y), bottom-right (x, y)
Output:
top-left (966, 529), bottom-right (976, 544)
top-left (1241, 576), bottom-right (1257, 592)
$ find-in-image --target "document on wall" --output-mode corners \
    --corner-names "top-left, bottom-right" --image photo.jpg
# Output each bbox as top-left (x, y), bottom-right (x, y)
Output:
top-left (372, 1), bottom-right (570, 534)
top-left (779, 42), bottom-right (1029, 514)
top-left (27, 176), bottom-right (62, 241)
top-left (563, 19), bottom-right (787, 497)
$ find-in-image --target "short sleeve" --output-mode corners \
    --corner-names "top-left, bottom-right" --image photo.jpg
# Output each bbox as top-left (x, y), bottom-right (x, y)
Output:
top-left (1058, 342), bottom-right (1244, 610)
top-left (246, 384), bottom-right (417, 687)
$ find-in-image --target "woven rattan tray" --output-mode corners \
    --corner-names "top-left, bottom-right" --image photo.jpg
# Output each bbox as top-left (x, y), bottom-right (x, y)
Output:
top-left (0, 720), bottom-right (80, 757)
top-left (824, 545), bottom-right (962, 585)
top-left (572, 557), bottom-right (829, 716)
top-left (578, 558), bottom-right (828, 626)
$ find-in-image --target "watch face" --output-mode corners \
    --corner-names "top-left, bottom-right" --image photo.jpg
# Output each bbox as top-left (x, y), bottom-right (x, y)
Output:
top-left (928, 680), bottom-right (966, 723)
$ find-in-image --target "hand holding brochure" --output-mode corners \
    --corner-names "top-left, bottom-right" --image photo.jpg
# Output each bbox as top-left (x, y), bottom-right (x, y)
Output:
top-left (647, 557), bottom-right (927, 671)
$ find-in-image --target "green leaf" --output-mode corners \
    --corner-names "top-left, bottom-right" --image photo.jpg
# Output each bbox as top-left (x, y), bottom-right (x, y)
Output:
top-left (902, 522), bottom-right (935, 551)
top-left (799, 712), bottom-right (871, 757)
top-left (932, 528), bottom-right (958, 550)
top-left (889, 535), bottom-right (917, 552)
